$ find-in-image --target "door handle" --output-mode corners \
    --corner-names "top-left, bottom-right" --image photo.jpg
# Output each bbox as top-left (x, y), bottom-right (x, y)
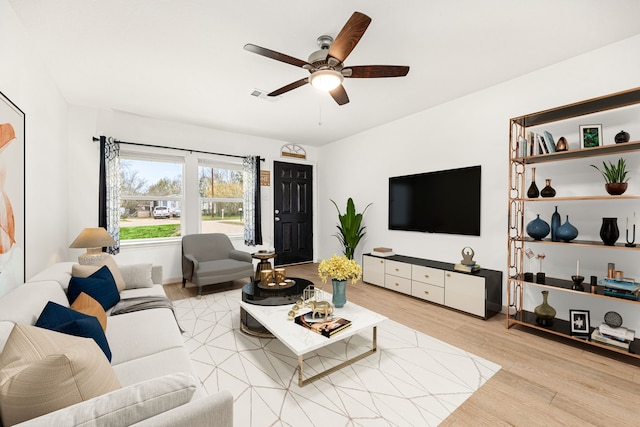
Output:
top-left (274, 209), bottom-right (280, 214)
top-left (275, 217), bottom-right (280, 221)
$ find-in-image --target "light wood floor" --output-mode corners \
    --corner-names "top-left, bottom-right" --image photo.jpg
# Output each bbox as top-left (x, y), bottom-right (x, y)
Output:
top-left (164, 263), bottom-right (640, 426)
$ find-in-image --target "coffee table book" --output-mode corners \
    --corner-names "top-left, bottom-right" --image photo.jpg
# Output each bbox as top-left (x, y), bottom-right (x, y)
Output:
top-left (295, 312), bottom-right (352, 338)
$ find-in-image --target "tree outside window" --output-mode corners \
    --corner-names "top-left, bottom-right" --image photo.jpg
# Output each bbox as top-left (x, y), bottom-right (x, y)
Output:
top-left (119, 158), bottom-right (182, 240)
top-left (198, 164), bottom-right (244, 235)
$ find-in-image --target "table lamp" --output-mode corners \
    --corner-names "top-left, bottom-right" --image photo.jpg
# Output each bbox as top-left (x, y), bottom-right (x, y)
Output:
top-left (69, 227), bottom-right (116, 265)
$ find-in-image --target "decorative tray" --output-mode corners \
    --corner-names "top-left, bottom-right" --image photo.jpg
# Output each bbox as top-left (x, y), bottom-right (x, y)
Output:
top-left (257, 279), bottom-right (295, 290)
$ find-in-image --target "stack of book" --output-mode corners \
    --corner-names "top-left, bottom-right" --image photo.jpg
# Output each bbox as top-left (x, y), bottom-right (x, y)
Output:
top-left (454, 262), bottom-right (480, 273)
top-left (591, 323), bottom-right (636, 351)
top-left (372, 247), bottom-right (394, 257)
top-left (598, 278), bottom-right (640, 300)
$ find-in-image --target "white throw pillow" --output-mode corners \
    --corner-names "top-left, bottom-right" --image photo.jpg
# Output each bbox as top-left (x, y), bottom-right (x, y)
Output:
top-left (72, 256), bottom-right (126, 292)
top-left (13, 373), bottom-right (197, 427)
top-left (119, 264), bottom-right (154, 289)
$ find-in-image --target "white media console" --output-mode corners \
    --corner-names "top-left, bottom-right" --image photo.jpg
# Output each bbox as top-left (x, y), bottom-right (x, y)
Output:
top-left (362, 253), bottom-right (502, 319)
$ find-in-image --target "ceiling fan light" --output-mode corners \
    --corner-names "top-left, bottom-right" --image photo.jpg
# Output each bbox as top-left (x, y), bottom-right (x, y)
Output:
top-left (309, 69), bottom-right (343, 91)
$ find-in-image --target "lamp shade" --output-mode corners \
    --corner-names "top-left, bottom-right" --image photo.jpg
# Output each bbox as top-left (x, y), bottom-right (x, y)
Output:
top-left (70, 228), bottom-right (116, 265)
top-left (69, 228), bottom-right (116, 249)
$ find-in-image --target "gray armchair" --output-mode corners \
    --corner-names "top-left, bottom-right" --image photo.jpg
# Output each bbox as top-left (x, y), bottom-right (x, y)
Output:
top-left (182, 233), bottom-right (254, 295)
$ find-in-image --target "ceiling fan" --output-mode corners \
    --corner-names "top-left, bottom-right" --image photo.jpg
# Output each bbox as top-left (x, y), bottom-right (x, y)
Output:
top-left (244, 11), bottom-right (409, 105)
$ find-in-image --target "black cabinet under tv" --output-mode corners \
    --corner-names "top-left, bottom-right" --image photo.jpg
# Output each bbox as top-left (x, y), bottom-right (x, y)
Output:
top-left (362, 253), bottom-right (502, 319)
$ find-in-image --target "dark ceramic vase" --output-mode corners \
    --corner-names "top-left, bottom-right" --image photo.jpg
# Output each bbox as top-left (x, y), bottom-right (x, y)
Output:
top-left (615, 130), bottom-right (630, 144)
top-left (527, 167), bottom-right (539, 198)
top-left (600, 217), bottom-right (619, 246)
top-left (556, 215), bottom-right (578, 242)
top-left (526, 214), bottom-right (550, 240)
top-left (551, 206), bottom-right (561, 242)
top-left (540, 179), bottom-right (556, 198)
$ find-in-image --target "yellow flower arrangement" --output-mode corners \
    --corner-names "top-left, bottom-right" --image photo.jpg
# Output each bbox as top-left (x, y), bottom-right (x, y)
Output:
top-left (318, 254), bottom-right (362, 284)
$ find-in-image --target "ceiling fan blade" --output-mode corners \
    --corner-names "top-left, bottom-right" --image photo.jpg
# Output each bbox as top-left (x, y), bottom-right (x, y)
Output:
top-left (244, 43), bottom-right (313, 69)
top-left (268, 78), bottom-right (309, 97)
top-left (329, 85), bottom-right (350, 105)
top-left (327, 12), bottom-right (372, 66)
top-left (343, 65), bottom-right (410, 78)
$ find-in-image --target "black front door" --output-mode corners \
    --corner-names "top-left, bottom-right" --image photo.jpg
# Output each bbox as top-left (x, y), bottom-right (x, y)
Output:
top-left (273, 161), bottom-right (313, 266)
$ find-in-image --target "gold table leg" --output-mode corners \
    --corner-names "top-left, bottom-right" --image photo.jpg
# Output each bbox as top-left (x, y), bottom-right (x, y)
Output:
top-left (297, 326), bottom-right (378, 387)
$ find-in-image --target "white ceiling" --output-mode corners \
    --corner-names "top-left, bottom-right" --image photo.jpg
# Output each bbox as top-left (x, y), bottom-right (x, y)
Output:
top-left (9, 0), bottom-right (640, 146)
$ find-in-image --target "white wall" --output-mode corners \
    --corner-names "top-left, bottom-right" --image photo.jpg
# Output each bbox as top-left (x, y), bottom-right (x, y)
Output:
top-left (0, 0), bottom-right (69, 295)
top-left (317, 35), bottom-right (640, 330)
top-left (66, 108), bottom-right (318, 282)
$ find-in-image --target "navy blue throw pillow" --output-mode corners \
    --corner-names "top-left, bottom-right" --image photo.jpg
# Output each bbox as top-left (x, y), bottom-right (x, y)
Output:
top-left (68, 265), bottom-right (120, 310)
top-left (35, 301), bottom-right (112, 361)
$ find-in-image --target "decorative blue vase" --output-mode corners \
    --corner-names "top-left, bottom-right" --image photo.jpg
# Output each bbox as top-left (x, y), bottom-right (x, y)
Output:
top-left (551, 206), bottom-right (561, 242)
top-left (526, 214), bottom-right (550, 240)
top-left (556, 215), bottom-right (578, 242)
top-left (331, 279), bottom-right (347, 308)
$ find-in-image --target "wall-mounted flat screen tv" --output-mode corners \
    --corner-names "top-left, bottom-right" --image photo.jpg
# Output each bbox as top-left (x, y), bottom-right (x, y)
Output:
top-left (388, 165), bottom-right (481, 236)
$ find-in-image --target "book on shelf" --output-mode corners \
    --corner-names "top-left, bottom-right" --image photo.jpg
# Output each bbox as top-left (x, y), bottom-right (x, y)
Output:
top-left (599, 323), bottom-right (635, 341)
top-left (534, 133), bottom-right (545, 155)
top-left (603, 289), bottom-right (639, 301)
top-left (598, 278), bottom-right (640, 293)
top-left (543, 131), bottom-right (557, 153)
top-left (591, 329), bottom-right (630, 350)
top-left (372, 247), bottom-right (394, 257)
top-left (454, 263), bottom-right (480, 273)
top-left (294, 312), bottom-right (352, 338)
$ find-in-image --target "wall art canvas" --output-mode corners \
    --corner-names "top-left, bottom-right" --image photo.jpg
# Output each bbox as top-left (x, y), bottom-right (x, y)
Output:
top-left (0, 91), bottom-right (25, 296)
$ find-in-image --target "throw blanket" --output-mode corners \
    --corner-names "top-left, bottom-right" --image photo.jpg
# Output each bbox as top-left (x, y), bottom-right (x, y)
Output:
top-left (111, 296), bottom-right (184, 333)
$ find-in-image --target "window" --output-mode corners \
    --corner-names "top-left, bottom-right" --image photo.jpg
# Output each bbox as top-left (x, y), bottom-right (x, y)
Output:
top-left (119, 154), bottom-right (183, 241)
top-left (198, 160), bottom-right (244, 236)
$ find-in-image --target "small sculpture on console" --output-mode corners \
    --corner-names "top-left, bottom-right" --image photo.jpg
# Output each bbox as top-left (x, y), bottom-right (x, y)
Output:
top-left (305, 300), bottom-right (334, 320)
top-left (461, 247), bottom-right (475, 266)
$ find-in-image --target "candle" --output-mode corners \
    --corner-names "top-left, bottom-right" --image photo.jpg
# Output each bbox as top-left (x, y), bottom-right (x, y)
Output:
top-left (576, 260), bottom-right (580, 276)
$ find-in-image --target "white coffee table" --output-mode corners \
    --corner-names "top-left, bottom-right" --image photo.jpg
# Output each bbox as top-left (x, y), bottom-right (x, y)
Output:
top-left (239, 299), bottom-right (387, 387)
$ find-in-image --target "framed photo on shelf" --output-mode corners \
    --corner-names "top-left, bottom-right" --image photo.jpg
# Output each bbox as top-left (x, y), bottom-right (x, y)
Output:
top-left (579, 124), bottom-right (602, 148)
top-left (570, 309), bottom-right (591, 337)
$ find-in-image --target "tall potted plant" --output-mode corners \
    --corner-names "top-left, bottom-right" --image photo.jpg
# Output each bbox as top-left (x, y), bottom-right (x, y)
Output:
top-left (330, 198), bottom-right (371, 260)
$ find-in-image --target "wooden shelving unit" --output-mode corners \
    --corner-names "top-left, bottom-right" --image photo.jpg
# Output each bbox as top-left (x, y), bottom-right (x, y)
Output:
top-left (507, 87), bottom-right (640, 360)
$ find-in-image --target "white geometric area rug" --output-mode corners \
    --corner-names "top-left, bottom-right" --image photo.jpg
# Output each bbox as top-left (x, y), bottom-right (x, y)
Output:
top-left (173, 290), bottom-right (500, 426)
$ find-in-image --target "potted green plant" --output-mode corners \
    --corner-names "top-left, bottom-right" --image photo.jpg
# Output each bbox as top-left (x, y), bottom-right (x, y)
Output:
top-left (330, 198), bottom-right (371, 260)
top-left (591, 158), bottom-right (630, 195)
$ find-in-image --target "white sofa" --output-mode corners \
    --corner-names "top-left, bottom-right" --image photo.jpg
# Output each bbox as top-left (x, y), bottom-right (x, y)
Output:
top-left (0, 262), bottom-right (233, 427)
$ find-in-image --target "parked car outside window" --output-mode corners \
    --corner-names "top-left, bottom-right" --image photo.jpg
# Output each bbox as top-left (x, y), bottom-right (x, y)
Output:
top-left (172, 208), bottom-right (181, 218)
top-left (152, 206), bottom-right (170, 219)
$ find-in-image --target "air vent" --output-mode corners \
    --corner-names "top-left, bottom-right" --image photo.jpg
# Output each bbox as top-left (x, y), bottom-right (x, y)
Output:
top-left (250, 89), bottom-right (279, 102)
